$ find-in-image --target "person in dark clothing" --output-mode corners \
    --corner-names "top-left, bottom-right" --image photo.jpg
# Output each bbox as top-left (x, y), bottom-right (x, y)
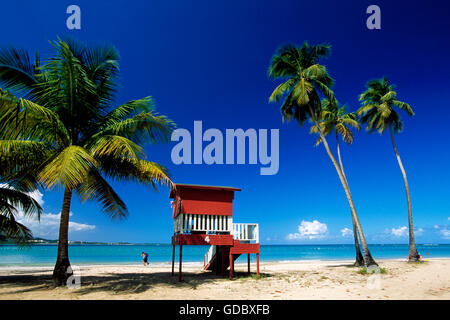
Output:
top-left (141, 251), bottom-right (149, 266)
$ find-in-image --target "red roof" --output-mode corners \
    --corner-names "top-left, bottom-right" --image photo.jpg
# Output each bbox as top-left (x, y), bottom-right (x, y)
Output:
top-left (169, 183), bottom-right (241, 198)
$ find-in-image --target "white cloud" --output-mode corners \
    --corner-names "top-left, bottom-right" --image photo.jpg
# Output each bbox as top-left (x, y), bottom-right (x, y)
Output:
top-left (433, 225), bottom-right (450, 240)
top-left (341, 227), bottom-right (353, 238)
top-left (13, 189), bottom-right (95, 239)
top-left (431, 224), bottom-right (450, 239)
top-left (29, 189), bottom-right (44, 206)
top-left (1, 186), bottom-right (96, 239)
top-left (391, 226), bottom-right (408, 237)
top-left (287, 220), bottom-right (328, 240)
top-left (440, 229), bottom-right (450, 239)
top-left (390, 226), bottom-right (424, 238)
top-left (17, 212), bottom-right (96, 239)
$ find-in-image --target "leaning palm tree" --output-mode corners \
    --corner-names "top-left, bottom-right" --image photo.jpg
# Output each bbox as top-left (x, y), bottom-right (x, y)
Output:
top-left (358, 77), bottom-right (419, 262)
top-left (310, 99), bottom-right (364, 266)
top-left (268, 42), bottom-right (377, 266)
top-left (0, 39), bottom-right (175, 285)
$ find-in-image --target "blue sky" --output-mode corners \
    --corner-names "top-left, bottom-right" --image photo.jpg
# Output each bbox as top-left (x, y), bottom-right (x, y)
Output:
top-left (2, 0), bottom-right (450, 244)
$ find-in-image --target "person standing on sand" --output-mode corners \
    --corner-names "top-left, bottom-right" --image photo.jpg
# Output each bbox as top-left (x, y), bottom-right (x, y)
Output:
top-left (141, 252), bottom-right (149, 266)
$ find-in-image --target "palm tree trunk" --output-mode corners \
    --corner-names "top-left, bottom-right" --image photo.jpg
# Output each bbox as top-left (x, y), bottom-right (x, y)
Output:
top-left (311, 108), bottom-right (377, 266)
top-left (351, 220), bottom-right (364, 266)
top-left (389, 125), bottom-right (420, 262)
top-left (52, 187), bottom-right (73, 286)
top-left (335, 132), bottom-right (364, 266)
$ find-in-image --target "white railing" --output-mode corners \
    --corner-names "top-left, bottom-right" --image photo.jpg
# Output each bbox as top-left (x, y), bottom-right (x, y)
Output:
top-left (174, 213), bottom-right (233, 234)
top-left (204, 245), bottom-right (216, 267)
top-left (174, 214), bottom-right (260, 243)
top-left (232, 223), bottom-right (259, 243)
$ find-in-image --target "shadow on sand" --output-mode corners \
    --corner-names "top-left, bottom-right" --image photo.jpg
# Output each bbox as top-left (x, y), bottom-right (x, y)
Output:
top-left (325, 263), bottom-right (360, 268)
top-left (0, 271), bottom-right (272, 296)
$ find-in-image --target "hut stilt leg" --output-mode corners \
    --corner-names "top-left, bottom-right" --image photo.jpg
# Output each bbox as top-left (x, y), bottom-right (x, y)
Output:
top-left (256, 253), bottom-right (260, 277)
top-left (179, 245), bottom-right (183, 282)
top-left (229, 251), bottom-right (233, 280)
top-left (221, 247), bottom-right (226, 276)
top-left (171, 245), bottom-right (175, 276)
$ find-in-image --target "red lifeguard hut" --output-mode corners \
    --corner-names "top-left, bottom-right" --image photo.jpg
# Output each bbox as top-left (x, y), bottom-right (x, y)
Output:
top-left (170, 183), bottom-right (260, 281)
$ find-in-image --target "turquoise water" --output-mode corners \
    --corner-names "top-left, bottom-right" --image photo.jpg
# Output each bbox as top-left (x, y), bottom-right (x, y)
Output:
top-left (0, 244), bottom-right (449, 266)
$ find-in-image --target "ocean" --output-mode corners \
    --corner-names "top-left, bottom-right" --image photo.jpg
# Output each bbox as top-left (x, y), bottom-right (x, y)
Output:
top-left (1, 244), bottom-right (449, 266)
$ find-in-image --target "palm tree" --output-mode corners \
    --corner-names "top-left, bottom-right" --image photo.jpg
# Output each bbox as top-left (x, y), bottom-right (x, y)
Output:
top-left (358, 77), bottom-right (419, 262)
top-left (268, 42), bottom-right (377, 267)
top-left (0, 39), bottom-right (175, 285)
top-left (310, 99), bottom-right (364, 266)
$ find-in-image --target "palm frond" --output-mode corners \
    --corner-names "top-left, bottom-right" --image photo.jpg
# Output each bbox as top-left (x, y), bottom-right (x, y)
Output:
top-left (268, 78), bottom-right (296, 103)
top-left (268, 44), bottom-right (301, 79)
top-left (0, 140), bottom-right (49, 187)
top-left (99, 97), bottom-right (155, 127)
top-left (393, 100), bottom-right (414, 116)
top-left (0, 186), bottom-right (42, 219)
top-left (0, 47), bottom-right (40, 97)
top-left (0, 94), bottom-right (70, 146)
top-left (95, 109), bottom-right (175, 145)
top-left (38, 145), bottom-right (98, 190)
top-left (99, 155), bottom-right (172, 189)
top-left (88, 135), bottom-right (143, 160)
top-left (358, 77), bottom-right (413, 134)
top-left (76, 169), bottom-right (128, 220)
top-left (268, 42), bottom-right (334, 127)
top-left (0, 214), bottom-right (33, 246)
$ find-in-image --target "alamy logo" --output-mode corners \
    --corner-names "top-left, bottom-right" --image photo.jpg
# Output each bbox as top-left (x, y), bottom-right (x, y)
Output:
top-left (66, 265), bottom-right (81, 289)
top-left (366, 266), bottom-right (382, 289)
top-left (171, 121), bottom-right (279, 175)
top-left (66, 5), bottom-right (81, 30)
top-left (366, 5), bottom-right (381, 30)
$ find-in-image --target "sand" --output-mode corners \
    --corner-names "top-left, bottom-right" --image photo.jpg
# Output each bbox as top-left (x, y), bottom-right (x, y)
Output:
top-left (0, 258), bottom-right (448, 300)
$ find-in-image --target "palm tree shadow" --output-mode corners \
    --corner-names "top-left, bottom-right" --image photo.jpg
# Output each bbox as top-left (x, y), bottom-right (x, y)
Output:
top-left (76, 271), bottom-right (222, 294)
top-left (0, 274), bottom-right (54, 295)
top-left (0, 270), bottom-right (272, 296)
top-left (325, 263), bottom-right (359, 268)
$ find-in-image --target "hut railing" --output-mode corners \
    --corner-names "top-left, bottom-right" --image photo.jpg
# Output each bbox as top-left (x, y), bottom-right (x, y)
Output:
top-left (173, 214), bottom-right (260, 243)
top-left (174, 213), bottom-right (233, 234)
top-left (232, 223), bottom-right (259, 243)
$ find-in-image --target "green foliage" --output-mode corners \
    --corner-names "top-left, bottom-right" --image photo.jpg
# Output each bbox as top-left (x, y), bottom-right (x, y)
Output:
top-left (310, 99), bottom-right (360, 146)
top-left (357, 77), bottom-right (414, 134)
top-left (0, 185), bottom-right (42, 245)
top-left (267, 42), bottom-right (335, 125)
top-left (356, 266), bottom-right (387, 275)
top-left (0, 38), bottom-right (175, 223)
top-left (0, 89), bottom-right (43, 245)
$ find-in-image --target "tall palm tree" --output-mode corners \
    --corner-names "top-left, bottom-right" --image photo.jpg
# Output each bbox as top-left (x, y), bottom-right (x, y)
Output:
top-left (358, 77), bottom-right (419, 262)
top-left (310, 99), bottom-right (364, 266)
top-left (0, 39), bottom-right (175, 285)
top-left (268, 42), bottom-right (377, 267)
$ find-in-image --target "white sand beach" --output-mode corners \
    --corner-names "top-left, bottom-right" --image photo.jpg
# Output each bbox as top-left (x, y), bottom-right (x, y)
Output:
top-left (0, 258), bottom-right (448, 300)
